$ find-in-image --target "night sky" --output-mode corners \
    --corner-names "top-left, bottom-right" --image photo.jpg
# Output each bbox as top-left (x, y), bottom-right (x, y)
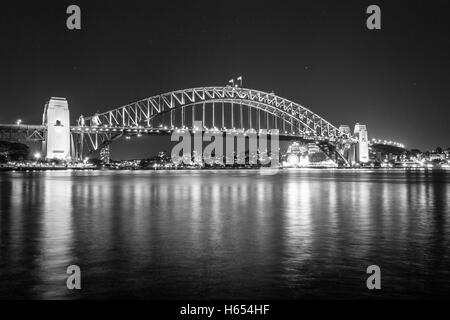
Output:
top-left (0, 0), bottom-right (449, 159)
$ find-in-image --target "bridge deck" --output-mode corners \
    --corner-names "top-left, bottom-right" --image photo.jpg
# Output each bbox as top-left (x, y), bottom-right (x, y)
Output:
top-left (0, 124), bottom-right (45, 130)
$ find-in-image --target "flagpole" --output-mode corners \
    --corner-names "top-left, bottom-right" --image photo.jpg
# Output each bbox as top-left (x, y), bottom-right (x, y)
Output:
top-left (229, 79), bottom-right (234, 128)
top-left (237, 76), bottom-right (243, 128)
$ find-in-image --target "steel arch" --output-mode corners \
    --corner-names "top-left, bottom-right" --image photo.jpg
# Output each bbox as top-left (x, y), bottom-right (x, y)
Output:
top-left (80, 87), bottom-right (344, 139)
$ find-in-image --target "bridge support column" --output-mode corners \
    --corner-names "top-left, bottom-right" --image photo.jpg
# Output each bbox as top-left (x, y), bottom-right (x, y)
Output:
top-left (240, 104), bottom-right (243, 128)
top-left (202, 103), bottom-right (206, 127)
top-left (222, 102), bottom-right (224, 129)
top-left (231, 102), bottom-right (234, 128)
top-left (212, 102), bottom-right (215, 128)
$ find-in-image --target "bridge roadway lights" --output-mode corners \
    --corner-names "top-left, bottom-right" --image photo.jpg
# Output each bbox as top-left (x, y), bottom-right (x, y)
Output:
top-left (72, 125), bottom-right (350, 166)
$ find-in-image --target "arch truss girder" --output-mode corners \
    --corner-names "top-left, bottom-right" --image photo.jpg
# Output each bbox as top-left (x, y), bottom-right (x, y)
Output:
top-left (71, 130), bottom-right (123, 158)
top-left (82, 87), bottom-right (344, 139)
top-left (0, 125), bottom-right (45, 142)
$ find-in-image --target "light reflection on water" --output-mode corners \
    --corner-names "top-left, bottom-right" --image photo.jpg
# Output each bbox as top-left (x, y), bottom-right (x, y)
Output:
top-left (0, 169), bottom-right (449, 299)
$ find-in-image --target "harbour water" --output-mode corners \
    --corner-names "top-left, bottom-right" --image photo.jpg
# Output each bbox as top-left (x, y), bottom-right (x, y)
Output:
top-left (0, 169), bottom-right (449, 299)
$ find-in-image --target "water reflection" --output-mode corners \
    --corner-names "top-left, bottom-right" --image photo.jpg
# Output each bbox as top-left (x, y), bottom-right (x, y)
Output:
top-left (0, 170), bottom-right (449, 299)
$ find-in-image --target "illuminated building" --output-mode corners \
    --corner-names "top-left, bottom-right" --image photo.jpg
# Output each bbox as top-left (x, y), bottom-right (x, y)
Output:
top-left (100, 146), bottom-right (111, 164)
top-left (283, 142), bottom-right (311, 167)
top-left (284, 142), bottom-right (301, 167)
top-left (307, 143), bottom-right (320, 154)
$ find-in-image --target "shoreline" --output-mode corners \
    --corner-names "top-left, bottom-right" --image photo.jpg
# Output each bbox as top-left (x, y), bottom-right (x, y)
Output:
top-left (1, 166), bottom-right (449, 172)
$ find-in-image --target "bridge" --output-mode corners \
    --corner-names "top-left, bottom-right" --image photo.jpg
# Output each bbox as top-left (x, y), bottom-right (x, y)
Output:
top-left (0, 86), bottom-right (368, 167)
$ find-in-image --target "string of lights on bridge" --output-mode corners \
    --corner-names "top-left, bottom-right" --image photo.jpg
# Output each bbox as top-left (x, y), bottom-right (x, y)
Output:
top-left (370, 138), bottom-right (405, 149)
top-left (71, 124), bottom-right (322, 139)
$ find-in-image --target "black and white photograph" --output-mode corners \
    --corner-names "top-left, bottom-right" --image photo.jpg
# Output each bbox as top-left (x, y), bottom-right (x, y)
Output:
top-left (0, 0), bottom-right (449, 313)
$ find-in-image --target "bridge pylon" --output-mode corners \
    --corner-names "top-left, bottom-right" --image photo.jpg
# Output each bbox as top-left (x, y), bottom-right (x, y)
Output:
top-left (42, 97), bottom-right (71, 161)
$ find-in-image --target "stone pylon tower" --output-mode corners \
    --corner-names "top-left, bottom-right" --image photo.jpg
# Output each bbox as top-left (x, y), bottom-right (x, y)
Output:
top-left (354, 123), bottom-right (369, 163)
top-left (42, 97), bottom-right (71, 161)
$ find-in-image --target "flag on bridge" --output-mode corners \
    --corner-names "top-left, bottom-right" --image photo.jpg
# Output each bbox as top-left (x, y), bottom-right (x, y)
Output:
top-left (237, 76), bottom-right (243, 87)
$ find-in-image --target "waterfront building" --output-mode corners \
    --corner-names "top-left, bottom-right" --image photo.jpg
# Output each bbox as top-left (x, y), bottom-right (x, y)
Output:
top-left (100, 146), bottom-right (111, 164)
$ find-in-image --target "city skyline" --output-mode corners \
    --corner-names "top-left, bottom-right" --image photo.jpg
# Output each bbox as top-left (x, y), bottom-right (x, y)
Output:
top-left (0, 1), bottom-right (449, 158)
